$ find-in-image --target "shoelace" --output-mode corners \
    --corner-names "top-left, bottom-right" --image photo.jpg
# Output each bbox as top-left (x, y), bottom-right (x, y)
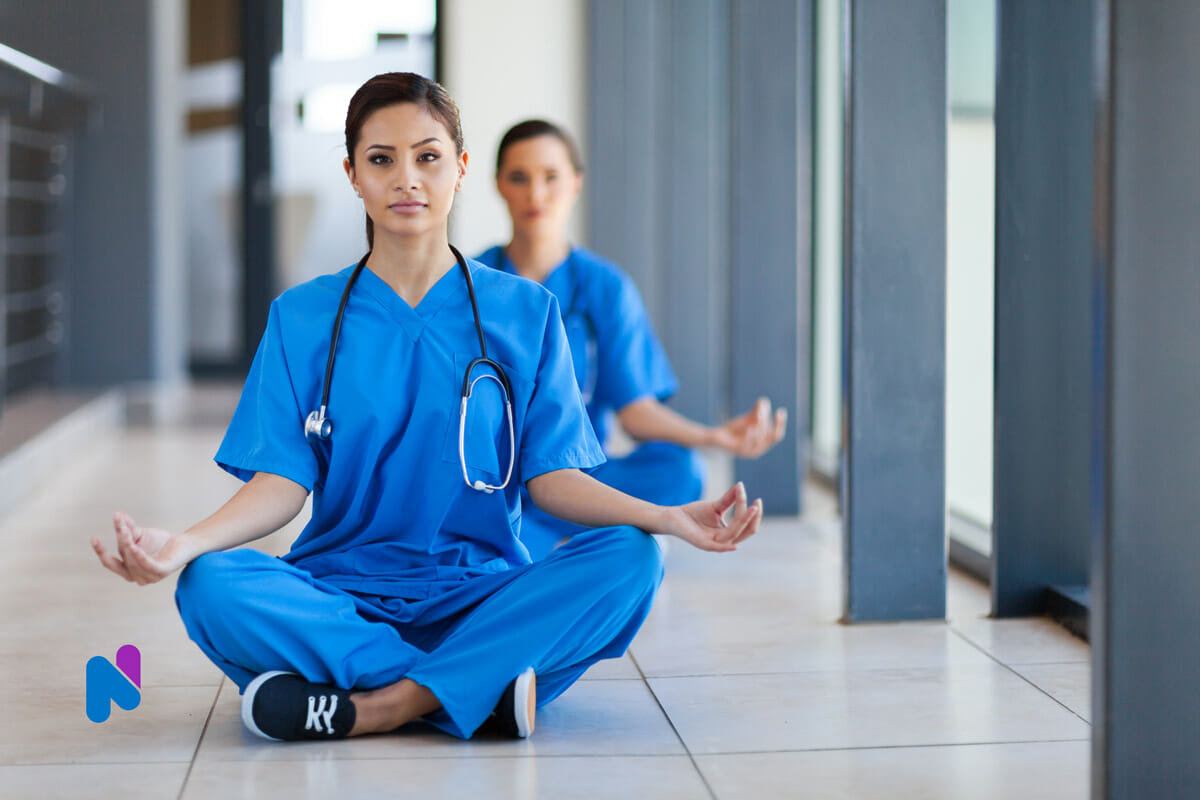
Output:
top-left (305, 693), bottom-right (339, 734)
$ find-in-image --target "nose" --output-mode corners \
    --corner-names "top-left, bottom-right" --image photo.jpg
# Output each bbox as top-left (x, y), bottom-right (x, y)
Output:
top-left (393, 163), bottom-right (418, 192)
top-left (530, 177), bottom-right (548, 205)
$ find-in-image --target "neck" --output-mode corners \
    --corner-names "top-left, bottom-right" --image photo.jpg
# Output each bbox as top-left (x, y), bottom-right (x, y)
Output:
top-left (505, 231), bottom-right (570, 284)
top-left (367, 232), bottom-right (454, 308)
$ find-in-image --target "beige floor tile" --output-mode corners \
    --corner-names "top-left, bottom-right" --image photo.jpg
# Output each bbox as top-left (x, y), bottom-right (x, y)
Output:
top-left (1013, 661), bottom-right (1092, 722)
top-left (182, 755), bottom-right (710, 800)
top-left (647, 573), bottom-right (844, 629)
top-left (0, 685), bottom-right (216, 765)
top-left (649, 664), bottom-right (1092, 755)
top-left (578, 652), bottom-right (640, 680)
top-left (947, 566), bottom-right (992, 622)
top-left (196, 677), bottom-right (683, 762)
top-left (0, 636), bottom-right (223, 691)
top-left (0, 763), bottom-right (190, 800)
top-left (953, 618), bottom-right (1091, 664)
top-left (632, 616), bottom-right (994, 677)
top-left (697, 741), bottom-right (1090, 800)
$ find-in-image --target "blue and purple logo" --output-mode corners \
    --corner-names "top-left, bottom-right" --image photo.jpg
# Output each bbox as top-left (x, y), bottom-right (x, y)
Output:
top-left (86, 645), bottom-right (141, 723)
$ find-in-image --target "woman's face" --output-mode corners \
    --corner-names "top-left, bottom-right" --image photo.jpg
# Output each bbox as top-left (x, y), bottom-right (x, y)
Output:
top-left (344, 102), bottom-right (467, 244)
top-left (495, 135), bottom-right (582, 240)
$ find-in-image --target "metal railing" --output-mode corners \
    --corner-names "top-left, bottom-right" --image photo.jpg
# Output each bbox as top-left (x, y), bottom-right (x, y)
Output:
top-left (0, 43), bottom-right (90, 406)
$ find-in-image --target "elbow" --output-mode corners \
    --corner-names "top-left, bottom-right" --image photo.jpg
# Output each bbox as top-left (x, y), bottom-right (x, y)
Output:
top-left (526, 468), bottom-right (575, 512)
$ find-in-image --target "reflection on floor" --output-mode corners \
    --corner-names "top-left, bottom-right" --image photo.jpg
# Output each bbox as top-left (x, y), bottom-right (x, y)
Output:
top-left (0, 404), bottom-right (1090, 799)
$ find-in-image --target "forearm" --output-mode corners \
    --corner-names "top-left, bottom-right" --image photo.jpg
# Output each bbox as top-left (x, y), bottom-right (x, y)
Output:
top-left (526, 468), bottom-right (665, 532)
top-left (177, 472), bottom-right (308, 559)
top-left (616, 397), bottom-right (714, 448)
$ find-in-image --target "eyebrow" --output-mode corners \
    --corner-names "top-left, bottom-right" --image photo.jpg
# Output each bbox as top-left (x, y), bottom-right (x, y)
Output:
top-left (364, 137), bottom-right (443, 151)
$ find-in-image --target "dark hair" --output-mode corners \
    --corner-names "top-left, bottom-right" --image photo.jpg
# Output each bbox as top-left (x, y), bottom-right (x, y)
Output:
top-left (344, 72), bottom-right (464, 249)
top-left (495, 119), bottom-right (585, 176)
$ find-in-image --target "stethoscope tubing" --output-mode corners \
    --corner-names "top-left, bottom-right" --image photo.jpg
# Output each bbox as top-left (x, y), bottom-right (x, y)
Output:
top-left (305, 244), bottom-right (515, 493)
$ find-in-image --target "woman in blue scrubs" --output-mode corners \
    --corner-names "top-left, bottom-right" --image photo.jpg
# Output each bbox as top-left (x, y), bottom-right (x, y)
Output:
top-left (90, 74), bottom-right (762, 744)
top-left (477, 120), bottom-right (787, 559)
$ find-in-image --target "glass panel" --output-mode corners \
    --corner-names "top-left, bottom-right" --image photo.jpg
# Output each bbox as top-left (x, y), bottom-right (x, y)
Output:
top-left (945, 0), bottom-right (996, 549)
top-left (810, 0), bottom-right (843, 482)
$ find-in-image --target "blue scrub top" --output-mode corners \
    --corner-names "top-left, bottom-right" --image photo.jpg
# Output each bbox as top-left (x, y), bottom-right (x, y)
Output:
top-left (215, 256), bottom-right (605, 599)
top-left (475, 246), bottom-right (678, 449)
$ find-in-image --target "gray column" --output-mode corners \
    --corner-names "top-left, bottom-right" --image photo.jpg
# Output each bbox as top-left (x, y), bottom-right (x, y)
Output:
top-left (241, 0), bottom-right (280, 368)
top-left (659, 0), bottom-right (729, 426)
top-left (729, 0), bottom-right (810, 514)
top-left (587, 0), bottom-right (663, 313)
top-left (1092, 2), bottom-right (1200, 796)
top-left (991, 0), bottom-right (1093, 616)
top-left (842, 0), bottom-right (947, 621)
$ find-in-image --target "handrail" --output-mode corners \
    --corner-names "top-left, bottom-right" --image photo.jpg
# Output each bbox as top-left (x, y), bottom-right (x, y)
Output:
top-left (0, 42), bottom-right (92, 97)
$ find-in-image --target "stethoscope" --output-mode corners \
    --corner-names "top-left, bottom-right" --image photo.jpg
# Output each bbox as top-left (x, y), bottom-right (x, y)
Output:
top-left (304, 244), bottom-right (516, 494)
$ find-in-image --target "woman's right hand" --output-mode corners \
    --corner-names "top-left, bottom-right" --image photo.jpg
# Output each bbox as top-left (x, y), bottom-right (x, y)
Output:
top-left (91, 511), bottom-right (199, 585)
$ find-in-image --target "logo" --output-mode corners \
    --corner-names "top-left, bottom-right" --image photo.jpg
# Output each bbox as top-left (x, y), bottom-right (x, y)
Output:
top-left (86, 645), bottom-right (141, 723)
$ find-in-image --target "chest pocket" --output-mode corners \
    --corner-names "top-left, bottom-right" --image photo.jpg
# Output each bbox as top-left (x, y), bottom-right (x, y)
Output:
top-left (440, 352), bottom-right (529, 486)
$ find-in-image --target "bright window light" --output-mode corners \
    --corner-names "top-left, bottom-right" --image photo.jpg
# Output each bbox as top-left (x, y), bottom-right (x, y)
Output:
top-left (302, 0), bottom-right (436, 62)
top-left (301, 83), bottom-right (359, 132)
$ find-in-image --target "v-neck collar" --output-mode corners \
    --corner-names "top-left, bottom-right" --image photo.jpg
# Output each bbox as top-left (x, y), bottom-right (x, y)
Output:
top-left (355, 259), bottom-right (467, 341)
top-left (499, 247), bottom-right (576, 301)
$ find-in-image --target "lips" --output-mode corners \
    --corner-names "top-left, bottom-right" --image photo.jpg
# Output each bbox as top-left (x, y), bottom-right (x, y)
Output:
top-left (389, 201), bottom-right (426, 213)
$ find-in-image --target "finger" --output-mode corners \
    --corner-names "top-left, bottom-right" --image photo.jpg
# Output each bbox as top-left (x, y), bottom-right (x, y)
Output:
top-left (716, 483), bottom-right (749, 542)
top-left (714, 482), bottom-right (741, 519)
top-left (115, 514), bottom-right (153, 585)
top-left (91, 537), bottom-right (133, 581)
top-left (725, 498), bottom-right (762, 545)
top-left (731, 499), bottom-right (763, 545)
top-left (755, 397), bottom-right (770, 425)
top-left (124, 542), bottom-right (165, 584)
top-left (773, 407), bottom-right (788, 440)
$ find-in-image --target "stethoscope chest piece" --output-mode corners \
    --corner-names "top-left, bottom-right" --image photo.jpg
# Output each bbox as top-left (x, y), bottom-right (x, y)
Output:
top-left (305, 407), bottom-right (333, 440)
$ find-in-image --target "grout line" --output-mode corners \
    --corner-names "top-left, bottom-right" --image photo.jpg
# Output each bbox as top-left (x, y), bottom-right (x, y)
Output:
top-left (678, 737), bottom-right (1093, 758)
top-left (176, 679), bottom-right (224, 800)
top-left (627, 650), bottom-right (719, 800)
top-left (950, 629), bottom-right (1092, 726)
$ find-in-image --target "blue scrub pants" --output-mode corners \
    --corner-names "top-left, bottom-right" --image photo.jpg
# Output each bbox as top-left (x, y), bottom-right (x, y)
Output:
top-left (174, 526), bottom-right (663, 739)
top-left (520, 441), bottom-right (705, 560)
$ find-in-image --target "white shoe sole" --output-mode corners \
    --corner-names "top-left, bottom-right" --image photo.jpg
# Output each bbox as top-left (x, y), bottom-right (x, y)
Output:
top-left (241, 670), bottom-right (292, 741)
top-left (513, 667), bottom-right (536, 739)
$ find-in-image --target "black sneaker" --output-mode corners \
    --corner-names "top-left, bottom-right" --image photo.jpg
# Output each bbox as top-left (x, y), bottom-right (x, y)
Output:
top-left (493, 667), bottom-right (536, 739)
top-left (241, 671), bottom-right (357, 741)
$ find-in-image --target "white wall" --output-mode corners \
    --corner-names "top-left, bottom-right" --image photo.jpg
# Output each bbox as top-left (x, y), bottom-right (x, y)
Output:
top-left (441, 0), bottom-right (588, 257)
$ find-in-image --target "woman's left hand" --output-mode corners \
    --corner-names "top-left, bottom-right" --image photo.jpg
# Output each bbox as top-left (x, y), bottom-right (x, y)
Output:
top-left (711, 397), bottom-right (788, 458)
top-left (654, 482), bottom-right (762, 552)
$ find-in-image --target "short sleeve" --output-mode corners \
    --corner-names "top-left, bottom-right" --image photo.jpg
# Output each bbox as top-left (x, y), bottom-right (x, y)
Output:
top-left (519, 295), bottom-right (607, 481)
top-left (214, 301), bottom-right (319, 491)
top-left (592, 271), bottom-right (679, 412)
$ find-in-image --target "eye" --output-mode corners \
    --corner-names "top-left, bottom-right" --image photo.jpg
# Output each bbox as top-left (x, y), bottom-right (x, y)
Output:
top-left (367, 153), bottom-right (392, 166)
top-left (545, 171), bottom-right (558, 183)
top-left (418, 151), bottom-right (441, 163)
top-left (505, 171), bottom-right (529, 185)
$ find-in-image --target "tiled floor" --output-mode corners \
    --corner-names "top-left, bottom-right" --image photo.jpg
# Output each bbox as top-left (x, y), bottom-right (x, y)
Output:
top-left (0, 413), bottom-right (1091, 799)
